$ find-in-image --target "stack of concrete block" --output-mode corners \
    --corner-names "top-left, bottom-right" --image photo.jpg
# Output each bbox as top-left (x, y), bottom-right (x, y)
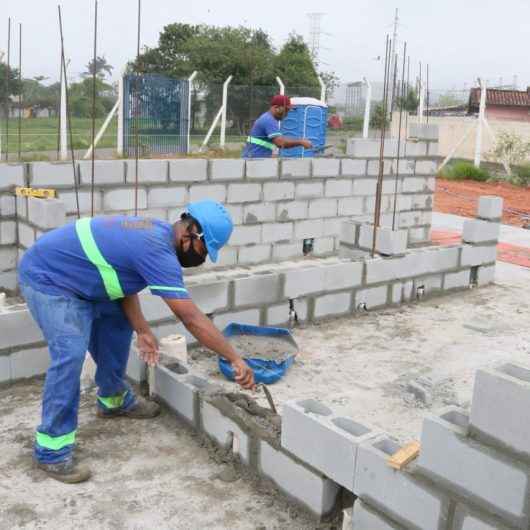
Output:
top-left (341, 221), bottom-right (408, 257)
top-left (408, 123), bottom-right (440, 157)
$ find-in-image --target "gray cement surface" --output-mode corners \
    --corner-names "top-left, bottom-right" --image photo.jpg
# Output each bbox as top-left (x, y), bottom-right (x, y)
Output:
top-left (191, 261), bottom-right (530, 442)
top-left (0, 380), bottom-right (321, 530)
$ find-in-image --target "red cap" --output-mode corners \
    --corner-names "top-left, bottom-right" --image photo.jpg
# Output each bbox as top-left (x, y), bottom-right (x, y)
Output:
top-left (271, 94), bottom-right (291, 108)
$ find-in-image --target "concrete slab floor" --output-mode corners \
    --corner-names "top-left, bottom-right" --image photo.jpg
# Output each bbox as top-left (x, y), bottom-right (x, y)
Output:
top-left (0, 380), bottom-right (321, 530)
top-left (191, 261), bottom-right (530, 442)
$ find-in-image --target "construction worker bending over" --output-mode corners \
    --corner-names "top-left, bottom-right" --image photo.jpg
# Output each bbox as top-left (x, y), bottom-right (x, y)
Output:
top-left (242, 94), bottom-right (312, 158)
top-left (18, 200), bottom-right (255, 484)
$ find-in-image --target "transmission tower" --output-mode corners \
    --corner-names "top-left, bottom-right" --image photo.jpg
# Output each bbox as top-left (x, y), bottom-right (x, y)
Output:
top-left (307, 13), bottom-right (325, 66)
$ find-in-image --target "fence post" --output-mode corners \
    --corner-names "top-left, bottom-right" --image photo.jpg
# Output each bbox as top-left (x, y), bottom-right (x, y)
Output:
top-left (187, 71), bottom-right (198, 154)
top-left (220, 75), bottom-right (233, 149)
top-left (117, 76), bottom-right (124, 156)
top-left (318, 76), bottom-right (326, 103)
top-left (363, 77), bottom-right (372, 139)
top-left (474, 78), bottom-right (487, 168)
top-left (276, 76), bottom-right (285, 95)
top-left (60, 65), bottom-right (68, 161)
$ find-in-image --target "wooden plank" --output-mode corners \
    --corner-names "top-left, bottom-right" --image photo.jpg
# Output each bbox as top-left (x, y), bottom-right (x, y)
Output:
top-left (387, 441), bottom-right (421, 470)
top-left (15, 187), bottom-right (56, 199)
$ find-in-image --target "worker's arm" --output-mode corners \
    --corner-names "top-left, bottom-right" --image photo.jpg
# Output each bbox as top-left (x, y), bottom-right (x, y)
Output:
top-left (121, 294), bottom-right (159, 366)
top-left (164, 298), bottom-right (255, 390)
top-left (273, 136), bottom-right (313, 150)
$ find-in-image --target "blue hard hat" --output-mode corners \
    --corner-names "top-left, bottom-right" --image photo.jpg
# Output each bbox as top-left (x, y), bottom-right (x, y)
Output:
top-left (187, 200), bottom-right (234, 263)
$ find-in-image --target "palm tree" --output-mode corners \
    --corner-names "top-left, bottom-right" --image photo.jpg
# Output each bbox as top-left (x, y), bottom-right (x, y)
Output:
top-left (83, 56), bottom-right (114, 79)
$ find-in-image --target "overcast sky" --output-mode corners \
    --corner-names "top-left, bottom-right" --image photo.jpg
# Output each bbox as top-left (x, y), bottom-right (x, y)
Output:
top-left (1, 0), bottom-right (529, 92)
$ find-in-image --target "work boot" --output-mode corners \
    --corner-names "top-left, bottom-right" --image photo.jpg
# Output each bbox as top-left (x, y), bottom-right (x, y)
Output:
top-left (35, 459), bottom-right (91, 484)
top-left (97, 396), bottom-right (161, 419)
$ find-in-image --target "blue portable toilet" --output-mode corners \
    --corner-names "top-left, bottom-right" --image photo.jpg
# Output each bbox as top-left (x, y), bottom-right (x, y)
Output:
top-left (280, 97), bottom-right (328, 158)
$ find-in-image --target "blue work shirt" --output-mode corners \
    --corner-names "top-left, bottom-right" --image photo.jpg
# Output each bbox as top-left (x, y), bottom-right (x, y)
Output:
top-left (19, 216), bottom-right (190, 302)
top-left (242, 111), bottom-right (282, 158)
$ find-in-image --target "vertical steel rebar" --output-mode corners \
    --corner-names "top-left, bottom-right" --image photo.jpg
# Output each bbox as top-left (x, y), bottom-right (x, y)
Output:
top-left (371, 36), bottom-right (391, 257)
top-left (56, 60), bottom-right (62, 160)
top-left (426, 63), bottom-right (430, 125)
top-left (134, 0), bottom-right (142, 216)
top-left (392, 42), bottom-right (407, 230)
top-left (404, 56), bottom-right (410, 157)
top-left (90, 1), bottom-right (98, 217)
top-left (4, 18), bottom-right (11, 161)
top-left (17, 23), bottom-right (22, 161)
top-left (58, 5), bottom-right (80, 219)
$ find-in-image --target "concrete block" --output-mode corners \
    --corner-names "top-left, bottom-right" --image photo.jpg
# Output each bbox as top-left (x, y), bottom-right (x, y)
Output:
top-left (0, 164), bottom-right (25, 189)
top-left (125, 160), bottom-right (168, 183)
top-left (57, 190), bottom-right (102, 215)
top-left (79, 160), bottom-right (125, 185)
top-left (322, 217), bottom-right (343, 237)
top-left (0, 221), bottom-right (16, 245)
top-left (348, 138), bottom-right (399, 158)
top-left (411, 194), bottom-right (433, 210)
top-left (263, 182), bottom-right (294, 202)
top-left (426, 176), bottom-right (436, 192)
top-left (414, 274), bottom-right (443, 295)
top-left (243, 203), bottom-right (275, 224)
top-left (31, 163), bottom-right (78, 187)
top-left (392, 159), bottom-right (415, 176)
top-left (323, 261), bottom-right (363, 291)
top-left (262, 222), bottom-right (293, 243)
top-left (461, 245), bottom-right (497, 267)
top-left (355, 286), bottom-right (388, 309)
top-left (227, 183), bottom-right (261, 204)
top-left (365, 257), bottom-right (406, 284)
top-left (28, 197), bottom-right (66, 229)
top-left (314, 292), bottom-right (351, 318)
top-left (18, 222), bottom-right (35, 249)
top-left (103, 188), bottom-right (147, 211)
top-left (470, 364), bottom-right (530, 460)
top-left (230, 225), bottom-right (262, 246)
top-left (169, 159), bottom-right (208, 182)
top-left (213, 309), bottom-right (260, 330)
top-left (463, 219), bottom-right (500, 244)
top-left (325, 179), bottom-right (352, 197)
top-left (414, 160), bottom-right (438, 176)
top-left (245, 159), bottom-right (277, 180)
top-left (417, 407), bottom-right (530, 526)
top-left (477, 196), bottom-right (503, 221)
top-left (201, 401), bottom-right (251, 464)
top-left (408, 226), bottom-right (431, 244)
top-left (295, 219), bottom-right (324, 239)
top-left (312, 158), bottom-right (340, 177)
top-left (9, 346), bottom-right (49, 379)
top-left (189, 184), bottom-right (226, 203)
top-left (404, 141), bottom-right (428, 157)
top-left (0, 195), bottom-right (16, 216)
top-left (266, 299), bottom-right (308, 325)
top-left (272, 242), bottom-right (301, 261)
top-left (16, 195), bottom-right (27, 218)
top-left (0, 308), bottom-right (44, 349)
top-left (296, 182), bottom-right (324, 199)
top-left (213, 247), bottom-right (238, 268)
top-left (188, 280), bottom-right (229, 314)
top-left (0, 247), bottom-right (17, 272)
top-left (126, 344), bottom-right (147, 384)
top-left (238, 245), bottom-right (271, 265)
top-left (153, 365), bottom-right (200, 425)
top-left (452, 504), bottom-right (512, 530)
top-left (394, 194), bottom-right (413, 211)
top-left (308, 198), bottom-right (337, 219)
top-left (210, 159), bottom-right (245, 181)
top-left (352, 501), bottom-right (405, 530)
top-left (258, 440), bottom-right (340, 517)
top-left (477, 264), bottom-right (495, 285)
top-left (146, 187), bottom-right (187, 209)
top-left (313, 238), bottom-right (335, 256)
top-left (234, 273), bottom-right (281, 306)
top-left (359, 225), bottom-right (408, 256)
top-left (0, 270), bottom-right (17, 291)
top-left (284, 266), bottom-right (325, 298)
top-left (341, 159), bottom-right (367, 176)
top-left (338, 197), bottom-right (364, 216)
top-left (355, 437), bottom-right (451, 529)
top-left (0, 354), bottom-right (10, 383)
top-left (444, 270), bottom-right (471, 290)
top-left (282, 400), bottom-right (379, 491)
top-left (402, 177), bottom-right (428, 193)
top-left (276, 200), bottom-right (308, 221)
top-left (353, 179), bottom-right (377, 195)
top-left (340, 220), bottom-right (360, 246)
top-left (281, 159), bottom-right (311, 179)
top-left (410, 123), bottom-right (439, 141)
top-left (367, 160), bottom-right (393, 177)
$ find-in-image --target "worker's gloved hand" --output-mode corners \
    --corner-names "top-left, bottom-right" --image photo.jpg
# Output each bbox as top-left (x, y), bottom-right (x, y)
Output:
top-left (301, 139), bottom-right (313, 149)
top-left (137, 330), bottom-right (160, 367)
top-left (232, 358), bottom-right (255, 390)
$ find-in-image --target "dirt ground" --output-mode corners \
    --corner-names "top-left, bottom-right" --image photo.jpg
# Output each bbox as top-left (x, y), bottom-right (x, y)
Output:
top-left (435, 178), bottom-right (530, 227)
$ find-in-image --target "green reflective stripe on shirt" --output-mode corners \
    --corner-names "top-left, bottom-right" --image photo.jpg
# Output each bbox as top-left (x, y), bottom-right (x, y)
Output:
top-left (98, 391), bottom-right (128, 410)
top-left (75, 218), bottom-right (125, 301)
top-left (246, 136), bottom-right (274, 150)
top-left (149, 285), bottom-right (188, 293)
top-left (36, 430), bottom-right (76, 451)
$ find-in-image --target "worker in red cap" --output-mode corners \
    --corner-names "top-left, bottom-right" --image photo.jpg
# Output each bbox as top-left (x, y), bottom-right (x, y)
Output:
top-left (242, 94), bottom-right (312, 158)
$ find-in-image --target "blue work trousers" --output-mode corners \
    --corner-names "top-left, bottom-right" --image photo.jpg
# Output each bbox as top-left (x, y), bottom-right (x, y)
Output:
top-left (20, 283), bottom-right (136, 464)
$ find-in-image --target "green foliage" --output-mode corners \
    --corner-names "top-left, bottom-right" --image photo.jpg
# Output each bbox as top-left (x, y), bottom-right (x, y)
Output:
top-left (440, 161), bottom-right (491, 182)
top-left (82, 56), bottom-right (114, 79)
top-left (395, 88), bottom-right (419, 112)
top-left (510, 164), bottom-right (530, 187)
top-left (274, 33), bottom-right (319, 89)
top-left (437, 93), bottom-right (464, 107)
top-left (22, 79), bottom-right (59, 114)
top-left (369, 103), bottom-right (389, 129)
top-left (68, 78), bottom-right (116, 118)
top-left (0, 63), bottom-right (22, 116)
top-left (342, 117), bottom-right (363, 131)
top-left (488, 130), bottom-right (530, 171)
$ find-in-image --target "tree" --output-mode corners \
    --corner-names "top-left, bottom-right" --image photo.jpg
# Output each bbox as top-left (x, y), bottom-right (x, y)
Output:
top-left (370, 103), bottom-right (389, 129)
top-left (83, 56), bottom-right (114, 79)
top-left (395, 88), bottom-right (419, 112)
top-left (0, 63), bottom-right (22, 118)
top-left (319, 70), bottom-right (340, 101)
top-left (488, 130), bottom-right (530, 175)
top-left (68, 77), bottom-right (116, 118)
